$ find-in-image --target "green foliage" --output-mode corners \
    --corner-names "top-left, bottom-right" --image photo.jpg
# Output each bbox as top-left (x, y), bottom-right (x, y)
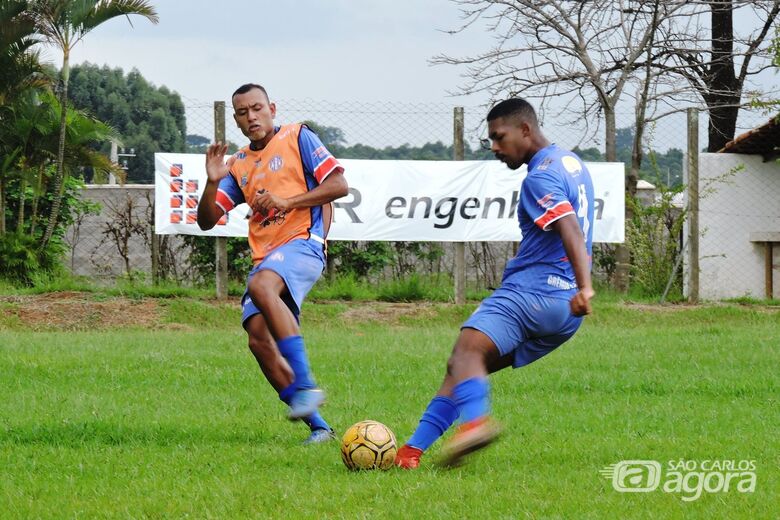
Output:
top-left (625, 185), bottom-right (687, 297)
top-left (1, 170), bottom-right (99, 284)
top-left (327, 241), bottom-right (394, 277)
top-left (0, 231), bottom-right (61, 283)
top-left (181, 235), bottom-right (253, 284)
top-left (68, 64), bottom-right (185, 183)
top-left (308, 273), bottom-right (375, 301)
top-left (376, 274), bottom-right (453, 302)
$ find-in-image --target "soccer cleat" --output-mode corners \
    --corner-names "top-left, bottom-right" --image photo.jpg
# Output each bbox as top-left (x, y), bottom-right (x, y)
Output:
top-left (438, 416), bottom-right (500, 468)
top-left (288, 388), bottom-right (326, 420)
top-left (395, 444), bottom-right (424, 469)
top-left (303, 428), bottom-right (336, 445)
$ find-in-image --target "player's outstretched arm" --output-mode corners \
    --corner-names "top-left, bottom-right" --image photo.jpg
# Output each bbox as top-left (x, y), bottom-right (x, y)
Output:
top-left (553, 214), bottom-right (595, 317)
top-left (251, 171), bottom-right (348, 215)
top-left (197, 143), bottom-right (235, 230)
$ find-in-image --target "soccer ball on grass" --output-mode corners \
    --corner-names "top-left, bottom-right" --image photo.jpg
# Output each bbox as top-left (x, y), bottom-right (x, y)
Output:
top-left (340, 420), bottom-right (397, 470)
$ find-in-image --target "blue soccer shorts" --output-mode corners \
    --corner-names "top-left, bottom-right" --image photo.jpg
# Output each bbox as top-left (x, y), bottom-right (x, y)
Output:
top-left (462, 286), bottom-right (583, 368)
top-left (241, 238), bottom-right (325, 326)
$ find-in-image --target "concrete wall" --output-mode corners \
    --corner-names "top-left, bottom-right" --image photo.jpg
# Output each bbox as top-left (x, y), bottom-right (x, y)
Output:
top-left (692, 153), bottom-right (780, 300)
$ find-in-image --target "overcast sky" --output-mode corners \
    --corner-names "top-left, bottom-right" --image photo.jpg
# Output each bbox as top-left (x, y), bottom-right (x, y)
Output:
top-left (53, 0), bottom-right (490, 105)
top-left (39, 1), bottom-right (778, 149)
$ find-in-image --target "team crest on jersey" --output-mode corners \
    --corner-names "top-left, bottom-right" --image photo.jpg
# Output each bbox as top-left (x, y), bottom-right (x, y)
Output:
top-left (269, 251), bottom-right (285, 262)
top-left (269, 155), bottom-right (283, 172)
top-left (240, 175), bottom-right (248, 187)
top-left (236, 151), bottom-right (247, 160)
top-left (561, 156), bottom-right (582, 175)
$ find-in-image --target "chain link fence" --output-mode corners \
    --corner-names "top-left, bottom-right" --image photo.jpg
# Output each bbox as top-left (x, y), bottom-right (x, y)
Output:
top-left (64, 97), bottom-right (777, 298)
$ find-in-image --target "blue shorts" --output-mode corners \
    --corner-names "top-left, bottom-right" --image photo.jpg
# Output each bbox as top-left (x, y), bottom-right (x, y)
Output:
top-left (462, 287), bottom-right (583, 368)
top-left (241, 238), bottom-right (325, 326)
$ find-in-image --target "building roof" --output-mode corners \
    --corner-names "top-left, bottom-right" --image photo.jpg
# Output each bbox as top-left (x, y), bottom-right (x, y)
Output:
top-left (718, 115), bottom-right (780, 162)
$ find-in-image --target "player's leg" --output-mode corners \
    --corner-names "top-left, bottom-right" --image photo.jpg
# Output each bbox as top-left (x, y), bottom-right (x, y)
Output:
top-left (438, 328), bottom-right (503, 467)
top-left (396, 329), bottom-right (512, 469)
top-left (243, 307), bottom-right (334, 444)
top-left (247, 239), bottom-right (328, 420)
top-left (439, 292), bottom-right (584, 467)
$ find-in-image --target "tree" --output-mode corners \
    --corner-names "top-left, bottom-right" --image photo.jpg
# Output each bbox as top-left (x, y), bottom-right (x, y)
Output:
top-left (434, 0), bottom-right (685, 290)
top-left (659, 1), bottom-right (780, 151)
top-left (0, 0), bottom-right (47, 235)
top-left (0, 0), bottom-right (46, 107)
top-left (68, 63), bottom-right (186, 182)
top-left (32, 0), bottom-right (158, 248)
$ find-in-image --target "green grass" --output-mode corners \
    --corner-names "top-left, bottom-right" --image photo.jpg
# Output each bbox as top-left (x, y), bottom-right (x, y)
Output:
top-left (1, 299), bottom-right (778, 518)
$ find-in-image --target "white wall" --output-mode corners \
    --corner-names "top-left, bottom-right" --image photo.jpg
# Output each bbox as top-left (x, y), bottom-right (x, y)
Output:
top-left (688, 153), bottom-right (780, 300)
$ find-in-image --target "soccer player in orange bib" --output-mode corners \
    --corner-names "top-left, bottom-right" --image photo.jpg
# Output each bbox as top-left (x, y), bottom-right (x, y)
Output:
top-left (198, 84), bottom-right (348, 444)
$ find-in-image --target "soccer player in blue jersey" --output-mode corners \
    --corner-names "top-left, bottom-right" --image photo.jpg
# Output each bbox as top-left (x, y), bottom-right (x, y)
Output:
top-left (198, 84), bottom-right (348, 445)
top-left (395, 98), bottom-right (595, 469)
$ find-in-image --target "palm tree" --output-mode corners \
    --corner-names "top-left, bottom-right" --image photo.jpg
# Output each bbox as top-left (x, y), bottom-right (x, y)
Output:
top-left (33, 0), bottom-right (158, 248)
top-left (4, 89), bottom-right (120, 235)
top-left (0, 0), bottom-right (47, 235)
top-left (0, 0), bottom-right (46, 108)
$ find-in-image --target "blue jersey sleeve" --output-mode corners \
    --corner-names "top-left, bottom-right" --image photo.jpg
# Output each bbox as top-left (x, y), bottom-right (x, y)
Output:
top-left (298, 126), bottom-right (344, 183)
top-left (521, 170), bottom-right (575, 231)
top-left (215, 172), bottom-right (245, 214)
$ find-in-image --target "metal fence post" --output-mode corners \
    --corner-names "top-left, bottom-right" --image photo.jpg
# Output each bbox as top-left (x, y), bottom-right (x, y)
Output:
top-left (686, 108), bottom-right (699, 303)
top-left (214, 101), bottom-right (228, 299)
top-left (151, 205), bottom-right (159, 285)
top-left (454, 106), bottom-right (466, 304)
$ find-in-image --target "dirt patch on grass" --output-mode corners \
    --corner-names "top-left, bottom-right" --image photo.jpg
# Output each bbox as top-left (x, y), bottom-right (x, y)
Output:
top-left (338, 301), bottom-right (445, 324)
top-left (0, 292), bottom-right (161, 331)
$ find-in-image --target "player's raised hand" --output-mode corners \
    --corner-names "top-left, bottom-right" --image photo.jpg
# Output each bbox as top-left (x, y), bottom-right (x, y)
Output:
top-left (570, 286), bottom-right (595, 317)
top-left (205, 143), bottom-right (235, 183)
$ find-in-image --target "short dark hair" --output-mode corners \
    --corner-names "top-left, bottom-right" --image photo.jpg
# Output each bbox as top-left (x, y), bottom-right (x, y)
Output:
top-left (232, 83), bottom-right (269, 100)
top-left (486, 98), bottom-right (538, 126)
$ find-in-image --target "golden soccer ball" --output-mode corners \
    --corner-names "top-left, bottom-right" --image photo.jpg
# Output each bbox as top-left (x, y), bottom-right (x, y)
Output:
top-left (340, 420), bottom-right (398, 471)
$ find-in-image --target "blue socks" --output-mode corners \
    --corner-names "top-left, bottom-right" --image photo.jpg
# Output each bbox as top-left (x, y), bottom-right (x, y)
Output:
top-left (407, 396), bottom-right (459, 451)
top-left (276, 335), bottom-right (315, 390)
top-left (452, 377), bottom-right (490, 423)
top-left (279, 383), bottom-right (330, 432)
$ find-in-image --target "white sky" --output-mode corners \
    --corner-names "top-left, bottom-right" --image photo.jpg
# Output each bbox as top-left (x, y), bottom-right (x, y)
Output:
top-left (54, 0), bottom-right (490, 105)
top-left (39, 1), bottom-right (778, 149)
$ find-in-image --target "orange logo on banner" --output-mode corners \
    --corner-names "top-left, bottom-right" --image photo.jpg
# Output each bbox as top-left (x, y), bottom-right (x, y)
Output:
top-left (186, 195), bottom-right (198, 208)
top-left (186, 211), bottom-right (197, 224)
top-left (171, 195), bottom-right (183, 208)
top-left (170, 164), bottom-right (183, 177)
top-left (170, 210), bottom-right (183, 224)
top-left (171, 179), bottom-right (183, 192)
top-left (185, 180), bottom-right (198, 193)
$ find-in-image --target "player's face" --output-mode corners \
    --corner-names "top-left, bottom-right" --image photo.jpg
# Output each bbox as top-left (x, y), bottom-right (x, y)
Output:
top-left (487, 117), bottom-right (532, 170)
top-left (233, 88), bottom-right (276, 145)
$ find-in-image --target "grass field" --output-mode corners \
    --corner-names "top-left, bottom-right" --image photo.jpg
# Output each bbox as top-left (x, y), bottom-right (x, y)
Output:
top-left (1, 293), bottom-right (778, 518)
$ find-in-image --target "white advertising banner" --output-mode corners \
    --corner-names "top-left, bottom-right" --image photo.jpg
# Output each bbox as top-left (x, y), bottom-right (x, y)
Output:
top-left (155, 153), bottom-right (625, 243)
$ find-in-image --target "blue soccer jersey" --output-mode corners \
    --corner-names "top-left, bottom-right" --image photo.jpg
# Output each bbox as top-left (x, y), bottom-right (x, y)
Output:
top-left (503, 144), bottom-right (594, 298)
